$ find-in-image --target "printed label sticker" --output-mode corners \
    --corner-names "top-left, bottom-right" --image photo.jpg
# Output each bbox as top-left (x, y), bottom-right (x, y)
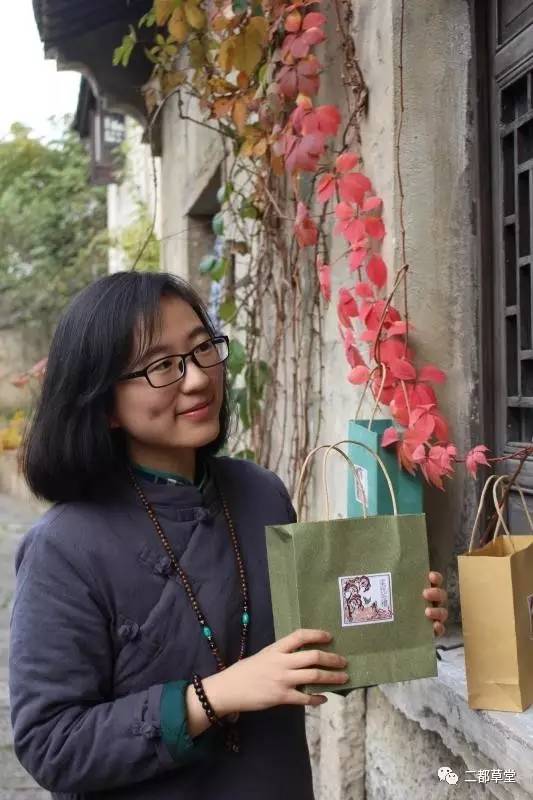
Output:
top-left (339, 572), bottom-right (394, 627)
top-left (353, 465), bottom-right (368, 508)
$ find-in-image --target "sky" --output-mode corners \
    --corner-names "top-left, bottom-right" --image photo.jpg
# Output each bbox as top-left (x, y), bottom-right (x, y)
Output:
top-left (0, 0), bottom-right (81, 140)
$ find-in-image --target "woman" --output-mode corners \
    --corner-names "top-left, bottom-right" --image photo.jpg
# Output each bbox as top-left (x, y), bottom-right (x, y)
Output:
top-left (9, 271), bottom-right (448, 799)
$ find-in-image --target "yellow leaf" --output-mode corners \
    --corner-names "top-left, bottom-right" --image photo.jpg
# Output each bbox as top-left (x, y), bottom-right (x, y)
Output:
top-left (212, 13), bottom-right (233, 31)
top-left (161, 70), bottom-right (186, 94)
top-left (237, 71), bottom-right (249, 90)
top-left (232, 98), bottom-right (248, 133)
top-left (208, 77), bottom-right (236, 94)
top-left (253, 137), bottom-right (268, 157)
top-left (184, 0), bottom-right (206, 30)
top-left (155, 0), bottom-right (176, 26)
top-left (218, 37), bottom-right (236, 72)
top-left (232, 19), bottom-right (268, 76)
top-left (213, 97), bottom-right (234, 118)
top-left (247, 16), bottom-right (269, 46)
top-left (189, 38), bottom-right (206, 69)
top-left (168, 7), bottom-right (189, 42)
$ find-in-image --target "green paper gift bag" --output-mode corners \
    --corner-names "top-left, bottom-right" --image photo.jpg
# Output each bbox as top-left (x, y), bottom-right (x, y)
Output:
top-left (346, 419), bottom-right (423, 518)
top-left (266, 440), bottom-right (437, 693)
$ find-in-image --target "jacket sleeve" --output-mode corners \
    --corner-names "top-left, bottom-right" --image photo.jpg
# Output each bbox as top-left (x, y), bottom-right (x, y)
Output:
top-left (9, 522), bottom-right (207, 793)
top-left (268, 469), bottom-right (297, 524)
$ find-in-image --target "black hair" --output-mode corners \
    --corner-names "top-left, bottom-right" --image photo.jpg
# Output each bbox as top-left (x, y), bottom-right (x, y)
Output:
top-left (21, 271), bottom-right (232, 503)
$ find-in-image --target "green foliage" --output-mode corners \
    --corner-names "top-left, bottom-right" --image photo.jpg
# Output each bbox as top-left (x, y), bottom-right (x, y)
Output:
top-left (0, 121), bottom-right (108, 333)
top-left (113, 25), bottom-right (137, 67)
top-left (115, 204), bottom-right (160, 271)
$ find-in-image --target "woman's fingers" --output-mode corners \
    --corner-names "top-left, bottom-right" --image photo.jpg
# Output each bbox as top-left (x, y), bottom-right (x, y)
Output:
top-left (286, 689), bottom-right (329, 707)
top-left (275, 629), bottom-right (332, 654)
top-left (288, 649), bottom-right (347, 670)
top-left (289, 668), bottom-right (349, 687)
top-left (433, 621), bottom-right (445, 637)
top-left (429, 571), bottom-right (443, 587)
top-left (425, 605), bottom-right (448, 623)
top-left (423, 586), bottom-right (447, 604)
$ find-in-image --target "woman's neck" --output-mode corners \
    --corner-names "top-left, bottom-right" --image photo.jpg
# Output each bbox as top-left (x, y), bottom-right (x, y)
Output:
top-left (128, 443), bottom-right (196, 482)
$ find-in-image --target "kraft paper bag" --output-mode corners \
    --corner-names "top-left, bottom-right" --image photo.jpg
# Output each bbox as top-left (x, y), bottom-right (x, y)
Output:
top-left (346, 419), bottom-right (423, 517)
top-left (266, 440), bottom-right (437, 693)
top-left (458, 475), bottom-right (533, 712)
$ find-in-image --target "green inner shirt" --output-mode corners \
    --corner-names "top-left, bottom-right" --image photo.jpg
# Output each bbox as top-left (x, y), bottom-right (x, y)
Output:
top-left (133, 461), bottom-right (208, 491)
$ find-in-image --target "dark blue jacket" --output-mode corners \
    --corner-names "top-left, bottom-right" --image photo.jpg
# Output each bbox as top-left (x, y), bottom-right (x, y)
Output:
top-left (9, 457), bottom-right (314, 799)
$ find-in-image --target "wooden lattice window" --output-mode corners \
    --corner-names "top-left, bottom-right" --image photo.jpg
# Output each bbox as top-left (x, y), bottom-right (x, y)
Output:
top-left (500, 69), bottom-right (533, 444)
top-left (479, 1), bottom-right (533, 527)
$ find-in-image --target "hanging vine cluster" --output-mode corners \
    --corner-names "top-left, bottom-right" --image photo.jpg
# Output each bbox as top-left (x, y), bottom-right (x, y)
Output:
top-left (115, 0), bottom-right (490, 492)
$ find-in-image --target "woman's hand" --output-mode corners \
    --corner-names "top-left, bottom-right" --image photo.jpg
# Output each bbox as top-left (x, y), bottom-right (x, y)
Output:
top-left (194, 629), bottom-right (347, 726)
top-left (423, 571), bottom-right (448, 637)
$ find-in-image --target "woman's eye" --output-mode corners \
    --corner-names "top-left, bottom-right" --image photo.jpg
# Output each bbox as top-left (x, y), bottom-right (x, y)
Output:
top-left (197, 340), bottom-right (214, 353)
top-left (151, 359), bottom-right (173, 372)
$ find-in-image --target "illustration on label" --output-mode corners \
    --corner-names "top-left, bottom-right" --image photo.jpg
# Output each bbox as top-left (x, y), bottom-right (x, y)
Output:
top-left (528, 594), bottom-right (533, 639)
top-left (353, 465), bottom-right (368, 508)
top-left (339, 572), bottom-right (394, 627)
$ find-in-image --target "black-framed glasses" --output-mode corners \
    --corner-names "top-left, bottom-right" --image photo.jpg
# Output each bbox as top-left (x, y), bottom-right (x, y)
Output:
top-left (119, 335), bottom-right (229, 388)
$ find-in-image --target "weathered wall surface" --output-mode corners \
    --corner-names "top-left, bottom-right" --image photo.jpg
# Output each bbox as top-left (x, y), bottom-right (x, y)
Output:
top-left (160, 93), bottom-right (224, 290)
top-left (157, 2), bottom-right (509, 798)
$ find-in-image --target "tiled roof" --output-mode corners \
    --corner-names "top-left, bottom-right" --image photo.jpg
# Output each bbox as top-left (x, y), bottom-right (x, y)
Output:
top-left (33, 0), bottom-right (150, 46)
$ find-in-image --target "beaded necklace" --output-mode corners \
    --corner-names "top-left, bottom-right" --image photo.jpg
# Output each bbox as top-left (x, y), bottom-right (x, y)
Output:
top-left (127, 466), bottom-right (249, 751)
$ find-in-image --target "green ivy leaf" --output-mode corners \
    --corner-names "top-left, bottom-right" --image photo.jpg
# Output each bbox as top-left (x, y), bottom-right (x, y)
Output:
top-left (239, 200), bottom-right (259, 220)
top-left (212, 212), bottom-right (224, 236)
top-left (245, 360), bottom-right (271, 402)
top-left (233, 387), bottom-right (251, 429)
top-left (113, 27), bottom-right (136, 67)
top-left (232, 0), bottom-right (248, 14)
top-left (234, 448), bottom-right (256, 461)
top-left (219, 297), bottom-right (237, 322)
top-left (210, 257), bottom-right (229, 281)
top-left (228, 339), bottom-right (246, 376)
top-left (139, 9), bottom-right (156, 26)
top-left (199, 254), bottom-right (217, 273)
top-left (216, 181), bottom-right (234, 205)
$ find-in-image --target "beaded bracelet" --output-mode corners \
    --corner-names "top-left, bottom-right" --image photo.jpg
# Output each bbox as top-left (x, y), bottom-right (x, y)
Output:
top-left (191, 673), bottom-right (225, 729)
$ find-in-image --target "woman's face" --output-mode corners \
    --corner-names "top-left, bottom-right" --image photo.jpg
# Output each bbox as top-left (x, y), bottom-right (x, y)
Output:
top-left (111, 295), bottom-right (225, 472)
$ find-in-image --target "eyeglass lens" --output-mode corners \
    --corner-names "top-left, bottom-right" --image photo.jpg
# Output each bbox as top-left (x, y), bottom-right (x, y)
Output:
top-left (146, 338), bottom-right (228, 387)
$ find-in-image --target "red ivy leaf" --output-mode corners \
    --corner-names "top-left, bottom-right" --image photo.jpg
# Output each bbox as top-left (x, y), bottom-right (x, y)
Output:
top-left (465, 445), bottom-right (490, 478)
top-left (363, 196), bottom-right (383, 212)
top-left (335, 152), bottom-right (358, 173)
top-left (366, 255), bottom-right (387, 288)
top-left (317, 173), bottom-right (335, 203)
top-left (354, 281), bottom-right (374, 299)
top-left (364, 216), bottom-right (385, 240)
top-left (382, 426), bottom-right (400, 448)
top-left (418, 364), bottom-right (447, 384)
top-left (339, 172), bottom-right (372, 205)
top-left (348, 365), bottom-right (370, 384)
top-left (390, 358), bottom-right (416, 381)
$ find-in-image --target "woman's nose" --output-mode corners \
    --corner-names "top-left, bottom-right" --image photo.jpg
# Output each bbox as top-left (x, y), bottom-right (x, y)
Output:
top-left (180, 356), bottom-right (211, 391)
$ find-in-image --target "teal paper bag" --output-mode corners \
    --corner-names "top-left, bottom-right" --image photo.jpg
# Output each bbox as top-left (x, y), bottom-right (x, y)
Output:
top-left (346, 419), bottom-right (422, 517)
top-left (265, 441), bottom-right (437, 693)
